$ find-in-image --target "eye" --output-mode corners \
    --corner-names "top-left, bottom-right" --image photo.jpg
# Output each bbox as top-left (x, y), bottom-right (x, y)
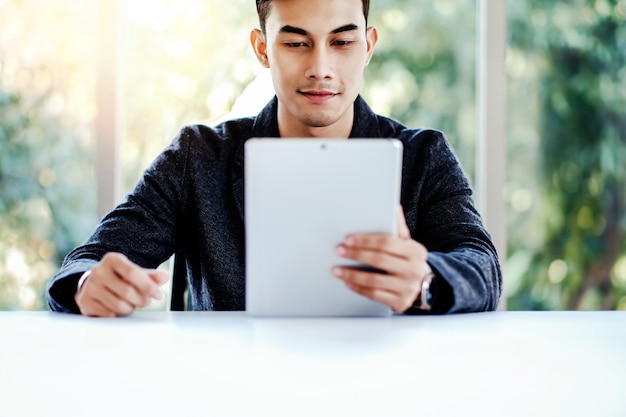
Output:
top-left (332, 40), bottom-right (353, 47)
top-left (285, 42), bottom-right (308, 48)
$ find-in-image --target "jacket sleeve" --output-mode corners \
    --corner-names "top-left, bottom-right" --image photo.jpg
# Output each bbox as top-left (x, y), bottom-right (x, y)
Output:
top-left (402, 130), bottom-right (502, 314)
top-left (46, 129), bottom-right (192, 313)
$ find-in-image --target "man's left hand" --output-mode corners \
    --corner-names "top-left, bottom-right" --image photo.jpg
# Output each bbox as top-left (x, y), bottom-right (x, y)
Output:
top-left (332, 206), bottom-right (428, 313)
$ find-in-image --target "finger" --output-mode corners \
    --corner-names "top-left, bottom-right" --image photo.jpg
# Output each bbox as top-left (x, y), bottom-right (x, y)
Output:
top-left (91, 288), bottom-right (136, 316)
top-left (147, 269), bottom-right (170, 285)
top-left (338, 237), bottom-right (427, 275)
top-left (343, 234), bottom-right (426, 260)
top-left (83, 265), bottom-right (139, 314)
top-left (336, 245), bottom-right (417, 277)
top-left (343, 280), bottom-right (408, 313)
top-left (76, 286), bottom-right (120, 318)
top-left (146, 269), bottom-right (169, 300)
top-left (76, 290), bottom-right (105, 317)
top-left (76, 256), bottom-right (145, 316)
top-left (397, 205), bottom-right (411, 240)
top-left (105, 253), bottom-right (162, 299)
top-left (103, 277), bottom-right (152, 308)
top-left (333, 266), bottom-right (407, 295)
top-left (80, 298), bottom-right (117, 318)
top-left (93, 261), bottom-right (152, 308)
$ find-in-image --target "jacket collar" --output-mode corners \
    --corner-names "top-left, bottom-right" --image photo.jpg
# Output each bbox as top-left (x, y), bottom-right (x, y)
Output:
top-left (349, 95), bottom-right (383, 138)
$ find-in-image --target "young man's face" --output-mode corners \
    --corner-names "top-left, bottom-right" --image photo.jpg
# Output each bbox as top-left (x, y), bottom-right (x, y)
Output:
top-left (252, 0), bottom-right (377, 137)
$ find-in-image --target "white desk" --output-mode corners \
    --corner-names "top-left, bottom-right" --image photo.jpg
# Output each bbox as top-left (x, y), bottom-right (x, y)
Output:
top-left (1, 311), bottom-right (624, 417)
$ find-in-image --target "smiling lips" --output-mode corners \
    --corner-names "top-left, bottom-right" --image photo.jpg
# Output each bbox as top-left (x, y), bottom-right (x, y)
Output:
top-left (299, 90), bottom-right (338, 103)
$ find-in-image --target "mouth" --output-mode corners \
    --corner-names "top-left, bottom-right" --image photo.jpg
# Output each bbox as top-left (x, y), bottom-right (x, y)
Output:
top-left (298, 90), bottom-right (338, 103)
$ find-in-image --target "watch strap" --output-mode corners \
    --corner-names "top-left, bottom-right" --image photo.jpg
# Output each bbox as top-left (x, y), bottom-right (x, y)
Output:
top-left (419, 263), bottom-right (435, 310)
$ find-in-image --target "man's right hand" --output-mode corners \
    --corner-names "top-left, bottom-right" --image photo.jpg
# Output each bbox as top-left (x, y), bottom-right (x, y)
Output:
top-left (75, 252), bottom-right (169, 317)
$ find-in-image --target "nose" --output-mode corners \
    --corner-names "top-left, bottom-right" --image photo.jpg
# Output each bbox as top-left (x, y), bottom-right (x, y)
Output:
top-left (304, 45), bottom-right (335, 80)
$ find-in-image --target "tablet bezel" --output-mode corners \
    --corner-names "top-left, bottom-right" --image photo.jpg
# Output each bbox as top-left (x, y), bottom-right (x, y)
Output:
top-left (244, 138), bottom-right (403, 317)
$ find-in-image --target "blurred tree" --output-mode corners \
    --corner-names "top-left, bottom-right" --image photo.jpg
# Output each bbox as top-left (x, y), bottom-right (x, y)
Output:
top-left (365, 0), bottom-right (477, 181)
top-left (507, 0), bottom-right (626, 309)
top-left (121, 0), bottom-right (260, 191)
top-left (0, 1), bottom-right (97, 310)
top-left (0, 85), bottom-right (95, 310)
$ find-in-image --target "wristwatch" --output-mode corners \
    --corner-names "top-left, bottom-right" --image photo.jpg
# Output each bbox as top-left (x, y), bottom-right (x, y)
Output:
top-left (77, 269), bottom-right (92, 292)
top-left (418, 263), bottom-right (435, 310)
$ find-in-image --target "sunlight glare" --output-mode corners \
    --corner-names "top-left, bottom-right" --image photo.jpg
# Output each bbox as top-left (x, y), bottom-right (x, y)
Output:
top-left (127, 0), bottom-right (172, 31)
top-left (7, 249), bottom-right (30, 283)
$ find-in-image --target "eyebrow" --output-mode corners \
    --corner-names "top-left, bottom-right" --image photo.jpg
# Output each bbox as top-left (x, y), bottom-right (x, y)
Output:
top-left (331, 24), bottom-right (359, 34)
top-left (279, 23), bottom-right (359, 36)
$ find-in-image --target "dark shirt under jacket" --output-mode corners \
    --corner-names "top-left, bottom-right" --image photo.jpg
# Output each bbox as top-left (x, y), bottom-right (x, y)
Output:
top-left (47, 96), bottom-right (502, 314)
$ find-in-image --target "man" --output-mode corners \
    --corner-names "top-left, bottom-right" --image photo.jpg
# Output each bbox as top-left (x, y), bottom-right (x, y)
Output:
top-left (47, 0), bottom-right (501, 317)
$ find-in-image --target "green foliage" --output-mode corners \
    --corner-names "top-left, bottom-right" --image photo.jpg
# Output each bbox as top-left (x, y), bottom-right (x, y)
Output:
top-left (365, 0), bottom-right (477, 181)
top-left (506, 0), bottom-right (626, 309)
top-left (121, 0), bottom-right (259, 191)
top-left (0, 84), bottom-right (95, 310)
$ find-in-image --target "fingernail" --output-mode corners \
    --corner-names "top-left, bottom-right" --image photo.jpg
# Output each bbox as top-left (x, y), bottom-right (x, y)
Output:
top-left (336, 245), bottom-right (347, 256)
top-left (152, 289), bottom-right (163, 300)
top-left (332, 267), bottom-right (343, 278)
top-left (345, 237), bottom-right (355, 246)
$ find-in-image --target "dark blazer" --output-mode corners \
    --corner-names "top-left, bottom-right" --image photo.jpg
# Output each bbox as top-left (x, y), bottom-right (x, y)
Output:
top-left (47, 96), bottom-right (502, 314)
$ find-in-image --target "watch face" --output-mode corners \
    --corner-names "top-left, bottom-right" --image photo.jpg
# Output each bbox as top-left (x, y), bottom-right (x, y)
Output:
top-left (420, 272), bottom-right (434, 310)
top-left (424, 289), bottom-right (433, 306)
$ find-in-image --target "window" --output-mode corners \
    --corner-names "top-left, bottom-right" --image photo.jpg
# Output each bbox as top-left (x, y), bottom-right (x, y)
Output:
top-left (1, 0), bottom-right (623, 312)
top-left (0, 1), bottom-right (98, 309)
top-left (506, 0), bottom-right (626, 310)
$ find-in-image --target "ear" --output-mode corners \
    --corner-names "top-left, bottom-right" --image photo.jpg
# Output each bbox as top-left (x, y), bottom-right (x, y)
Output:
top-left (250, 29), bottom-right (270, 68)
top-left (365, 26), bottom-right (378, 66)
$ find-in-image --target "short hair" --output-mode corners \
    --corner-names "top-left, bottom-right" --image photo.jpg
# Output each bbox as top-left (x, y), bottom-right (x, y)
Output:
top-left (255, 0), bottom-right (370, 34)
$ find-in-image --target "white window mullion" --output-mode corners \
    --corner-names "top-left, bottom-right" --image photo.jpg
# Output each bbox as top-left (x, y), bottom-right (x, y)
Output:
top-left (96, 0), bottom-right (123, 220)
top-left (477, 0), bottom-right (507, 307)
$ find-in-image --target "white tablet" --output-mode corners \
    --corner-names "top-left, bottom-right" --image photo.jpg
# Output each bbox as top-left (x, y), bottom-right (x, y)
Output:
top-left (244, 138), bottom-right (403, 317)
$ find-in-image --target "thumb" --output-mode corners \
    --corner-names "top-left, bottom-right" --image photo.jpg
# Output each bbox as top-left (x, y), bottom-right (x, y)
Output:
top-left (146, 269), bottom-right (170, 285)
top-left (145, 269), bottom-right (170, 300)
top-left (397, 205), bottom-right (411, 240)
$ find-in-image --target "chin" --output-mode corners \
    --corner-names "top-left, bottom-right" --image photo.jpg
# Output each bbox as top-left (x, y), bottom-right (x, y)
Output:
top-left (299, 114), bottom-right (338, 128)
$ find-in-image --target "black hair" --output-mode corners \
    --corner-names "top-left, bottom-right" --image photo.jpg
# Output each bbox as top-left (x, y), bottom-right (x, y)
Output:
top-left (255, 0), bottom-right (370, 33)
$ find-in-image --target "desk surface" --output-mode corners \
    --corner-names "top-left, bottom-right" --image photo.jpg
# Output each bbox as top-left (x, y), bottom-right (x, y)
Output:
top-left (1, 311), bottom-right (625, 417)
